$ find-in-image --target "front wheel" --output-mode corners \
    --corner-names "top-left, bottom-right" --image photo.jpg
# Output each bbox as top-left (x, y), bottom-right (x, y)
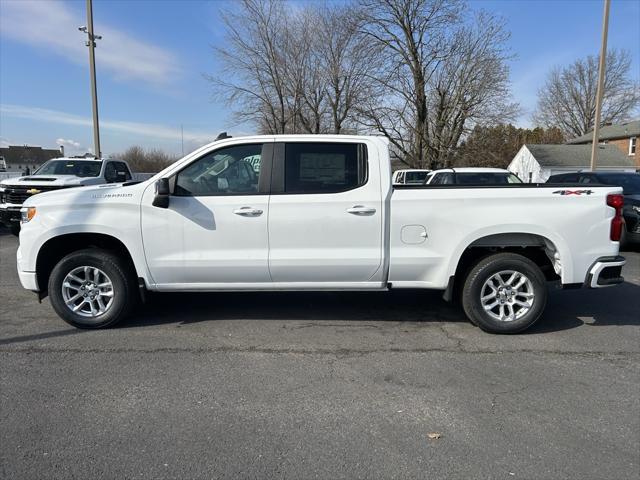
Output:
top-left (461, 253), bottom-right (547, 334)
top-left (48, 249), bottom-right (136, 329)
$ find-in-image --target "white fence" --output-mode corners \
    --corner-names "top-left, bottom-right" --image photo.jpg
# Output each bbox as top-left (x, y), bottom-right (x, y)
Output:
top-left (0, 172), bottom-right (156, 182)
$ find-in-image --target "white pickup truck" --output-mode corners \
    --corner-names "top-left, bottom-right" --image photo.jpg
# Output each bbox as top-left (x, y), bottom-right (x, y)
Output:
top-left (0, 157), bottom-right (133, 235)
top-left (16, 135), bottom-right (626, 333)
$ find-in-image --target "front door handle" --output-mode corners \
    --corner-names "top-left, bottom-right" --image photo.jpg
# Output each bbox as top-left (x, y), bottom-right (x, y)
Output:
top-left (346, 205), bottom-right (376, 215)
top-left (233, 206), bottom-right (263, 217)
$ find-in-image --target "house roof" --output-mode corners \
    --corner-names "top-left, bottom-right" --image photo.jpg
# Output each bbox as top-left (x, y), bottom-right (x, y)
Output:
top-left (0, 145), bottom-right (63, 165)
top-left (567, 120), bottom-right (640, 144)
top-left (524, 144), bottom-right (635, 168)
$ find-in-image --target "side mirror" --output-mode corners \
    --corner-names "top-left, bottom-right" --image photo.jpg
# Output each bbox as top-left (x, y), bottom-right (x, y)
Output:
top-left (152, 178), bottom-right (170, 208)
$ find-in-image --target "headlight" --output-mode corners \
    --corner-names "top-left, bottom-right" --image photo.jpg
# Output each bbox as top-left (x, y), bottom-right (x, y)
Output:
top-left (20, 207), bottom-right (36, 223)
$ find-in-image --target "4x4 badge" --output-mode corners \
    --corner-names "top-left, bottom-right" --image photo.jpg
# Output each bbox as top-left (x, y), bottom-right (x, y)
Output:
top-left (552, 189), bottom-right (593, 196)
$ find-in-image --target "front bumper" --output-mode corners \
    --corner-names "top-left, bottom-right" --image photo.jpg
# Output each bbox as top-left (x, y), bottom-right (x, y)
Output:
top-left (18, 269), bottom-right (39, 292)
top-left (17, 245), bottom-right (39, 291)
top-left (586, 256), bottom-right (626, 288)
top-left (0, 205), bottom-right (21, 226)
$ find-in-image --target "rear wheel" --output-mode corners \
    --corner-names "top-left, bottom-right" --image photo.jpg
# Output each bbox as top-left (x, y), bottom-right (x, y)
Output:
top-left (48, 249), bottom-right (136, 329)
top-left (461, 253), bottom-right (547, 334)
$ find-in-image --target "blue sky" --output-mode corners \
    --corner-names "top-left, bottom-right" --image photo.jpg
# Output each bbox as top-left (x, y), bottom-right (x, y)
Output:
top-left (1, 0), bottom-right (639, 157)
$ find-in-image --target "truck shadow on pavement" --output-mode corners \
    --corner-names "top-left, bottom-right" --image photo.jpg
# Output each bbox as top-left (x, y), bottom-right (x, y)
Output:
top-left (125, 289), bottom-right (469, 327)
top-left (531, 280), bottom-right (640, 333)
top-left (123, 280), bottom-right (640, 333)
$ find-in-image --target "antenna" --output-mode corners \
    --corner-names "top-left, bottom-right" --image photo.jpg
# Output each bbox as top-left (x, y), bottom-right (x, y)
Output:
top-left (215, 132), bottom-right (232, 141)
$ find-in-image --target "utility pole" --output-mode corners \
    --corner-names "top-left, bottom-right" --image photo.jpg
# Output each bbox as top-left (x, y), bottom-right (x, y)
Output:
top-left (79, 0), bottom-right (102, 158)
top-left (590, 0), bottom-right (611, 171)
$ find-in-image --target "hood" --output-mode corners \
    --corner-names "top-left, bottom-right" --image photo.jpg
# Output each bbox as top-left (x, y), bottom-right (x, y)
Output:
top-left (22, 182), bottom-right (138, 207)
top-left (0, 175), bottom-right (95, 187)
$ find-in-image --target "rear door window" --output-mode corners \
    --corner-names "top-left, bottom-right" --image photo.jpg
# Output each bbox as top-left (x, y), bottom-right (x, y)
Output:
top-left (283, 143), bottom-right (367, 194)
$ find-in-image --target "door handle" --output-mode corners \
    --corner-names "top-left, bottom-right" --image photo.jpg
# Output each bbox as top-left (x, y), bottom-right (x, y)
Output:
top-left (346, 205), bottom-right (376, 215)
top-left (233, 206), bottom-right (263, 217)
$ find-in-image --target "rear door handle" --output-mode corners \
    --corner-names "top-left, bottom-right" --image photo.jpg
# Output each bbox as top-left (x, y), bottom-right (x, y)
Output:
top-left (233, 206), bottom-right (263, 217)
top-left (346, 205), bottom-right (376, 215)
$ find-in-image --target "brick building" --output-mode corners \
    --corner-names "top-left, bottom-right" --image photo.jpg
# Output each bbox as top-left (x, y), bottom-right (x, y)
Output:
top-left (567, 120), bottom-right (639, 167)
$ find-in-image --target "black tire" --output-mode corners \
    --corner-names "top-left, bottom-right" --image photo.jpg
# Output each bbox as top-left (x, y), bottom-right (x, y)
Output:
top-left (461, 253), bottom-right (547, 334)
top-left (48, 249), bottom-right (136, 329)
top-left (9, 224), bottom-right (20, 236)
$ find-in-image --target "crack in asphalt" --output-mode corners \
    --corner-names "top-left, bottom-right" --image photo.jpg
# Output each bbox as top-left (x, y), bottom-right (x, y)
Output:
top-left (0, 345), bottom-right (638, 359)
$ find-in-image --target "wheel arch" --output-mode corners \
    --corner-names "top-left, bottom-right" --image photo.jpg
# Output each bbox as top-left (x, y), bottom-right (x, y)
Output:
top-left (36, 232), bottom-right (140, 297)
top-left (444, 231), bottom-right (567, 302)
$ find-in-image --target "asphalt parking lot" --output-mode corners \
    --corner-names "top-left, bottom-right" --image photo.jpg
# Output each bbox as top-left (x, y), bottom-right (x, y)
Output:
top-left (1, 229), bottom-right (639, 480)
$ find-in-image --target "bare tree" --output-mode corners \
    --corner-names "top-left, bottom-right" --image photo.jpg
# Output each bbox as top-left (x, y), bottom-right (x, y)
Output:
top-left (209, 1), bottom-right (378, 135)
top-left (357, 0), bottom-right (516, 168)
top-left (426, 12), bottom-right (519, 167)
top-left (357, 0), bottom-right (463, 168)
top-left (533, 49), bottom-right (640, 139)
top-left (208, 0), bottom-right (292, 134)
top-left (314, 4), bottom-right (381, 134)
top-left (113, 146), bottom-right (177, 173)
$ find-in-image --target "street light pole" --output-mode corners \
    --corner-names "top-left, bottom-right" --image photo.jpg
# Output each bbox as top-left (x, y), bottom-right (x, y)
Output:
top-left (79, 0), bottom-right (102, 158)
top-left (590, 0), bottom-right (611, 171)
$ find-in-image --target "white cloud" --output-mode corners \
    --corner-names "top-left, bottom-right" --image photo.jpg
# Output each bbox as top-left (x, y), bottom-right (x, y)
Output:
top-left (56, 138), bottom-right (81, 149)
top-left (0, 0), bottom-right (181, 85)
top-left (1, 104), bottom-right (213, 144)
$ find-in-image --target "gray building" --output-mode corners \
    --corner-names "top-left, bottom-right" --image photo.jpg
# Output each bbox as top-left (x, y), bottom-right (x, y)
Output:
top-left (0, 145), bottom-right (64, 173)
top-left (507, 144), bottom-right (637, 183)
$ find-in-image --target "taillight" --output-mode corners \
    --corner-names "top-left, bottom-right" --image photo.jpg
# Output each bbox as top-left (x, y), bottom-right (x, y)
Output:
top-left (607, 194), bottom-right (625, 241)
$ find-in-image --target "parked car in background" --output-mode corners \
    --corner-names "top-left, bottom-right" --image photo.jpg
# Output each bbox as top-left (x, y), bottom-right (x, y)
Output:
top-left (0, 157), bottom-right (133, 235)
top-left (392, 169), bottom-right (431, 185)
top-left (17, 135), bottom-right (625, 334)
top-left (547, 171), bottom-right (640, 245)
top-left (426, 168), bottom-right (522, 185)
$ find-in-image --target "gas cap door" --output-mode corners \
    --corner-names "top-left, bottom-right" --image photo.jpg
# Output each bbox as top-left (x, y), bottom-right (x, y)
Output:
top-left (401, 225), bottom-right (427, 244)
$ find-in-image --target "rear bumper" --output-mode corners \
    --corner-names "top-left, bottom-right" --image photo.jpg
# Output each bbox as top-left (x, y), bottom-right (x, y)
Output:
top-left (586, 256), bottom-right (626, 288)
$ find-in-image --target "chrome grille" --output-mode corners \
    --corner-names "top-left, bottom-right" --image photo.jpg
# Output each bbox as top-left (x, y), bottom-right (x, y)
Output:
top-left (4, 185), bottom-right (64, 205)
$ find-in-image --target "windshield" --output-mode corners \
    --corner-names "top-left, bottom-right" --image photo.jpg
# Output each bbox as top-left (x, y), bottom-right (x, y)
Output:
top-left (34, 160), bottom-right (101, 177)
top-left (599, 174), bottom-right (640, 195)
top-left (456, 173), bottom-right (522, 184)
top-left (432, 172), bottom-right (522, 185)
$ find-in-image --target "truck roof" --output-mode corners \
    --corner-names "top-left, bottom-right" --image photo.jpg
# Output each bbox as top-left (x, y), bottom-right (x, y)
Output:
top-left (431, 167), bottom-right (510, 174)
top-left (50, 157), bottom-right (102, 162)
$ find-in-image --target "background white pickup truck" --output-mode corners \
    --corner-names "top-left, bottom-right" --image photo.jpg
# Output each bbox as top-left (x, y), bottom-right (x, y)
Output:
top-left (0, 157), bottom-right (133, 235)
top-left (16, 135), bottom-right (626, 333)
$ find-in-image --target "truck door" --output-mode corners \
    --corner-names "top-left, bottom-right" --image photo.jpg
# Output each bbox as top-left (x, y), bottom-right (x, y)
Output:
top-left (141, 142), bottom-right (273, 287)
top-left (267, 141), bottom-right (383, 284)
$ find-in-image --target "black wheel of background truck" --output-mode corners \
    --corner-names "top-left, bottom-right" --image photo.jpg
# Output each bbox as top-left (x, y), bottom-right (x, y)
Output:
top-left (48, 249), bottom-right (136, 329)
top-left (461, 252), bottom-right (547, 334)
top-left (9, 224), bottom-right (20, 236)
